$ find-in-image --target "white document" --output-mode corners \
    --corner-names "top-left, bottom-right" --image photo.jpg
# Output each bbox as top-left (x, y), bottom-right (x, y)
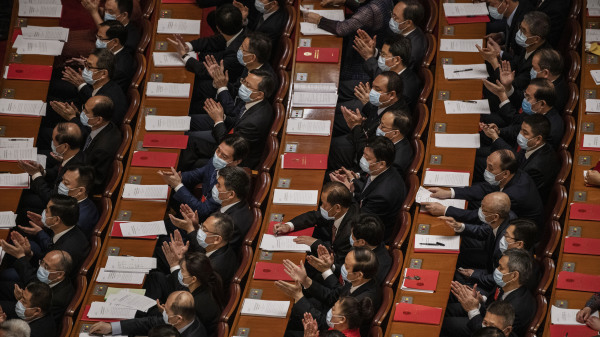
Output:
top-left (105, 290), bottom-right (157, 312)
top-left (587, 29), bottom-right (600, 42)
top-left (414, 234), bottom-right (460, 251)
top-left (272, 188), bottom-right (318, 205)
top-left (37, 154), bottom-right (47, 169)
top-left (260, 234), bottom-right (311, 252)
top-left (153, 52), bottom-right (186, 67)
top-left (0, 173), bottom-right (29, 188)
top-left (122, 184), bottom-right (169, 200)
top-left (0, 212), bottom-right (17, 229)
top-left (435, 134), bottom-right (480, 148)
top-left (423, 170), bottom-right (470, 188)
top-left (444, 100), bottom-right (490, 115)
top-left (590, 8), bottom-right (600, 16)
top-left (591, 70), bottom-right (600, 85)
top-left (443, 3), bottom-right (488, 17)
top-left (590, 0), bottom-right (600, 9)
top-left (11, 35), bottom-right (26, 50)
top-left (292, 92), bottom-right (338, 107)
top-left (415, 186), bottom-right (467, 209)
top-left (583, 134), bottom-right (600, 149)
top-left (105, 256), bottom-right (157, 273)
top-left (145, 115), bottom-right (191, 131)
top-left (19, 0), bottom-right (61, 4)
top-left (0, 147), bottom-right (38, 161)
top-left (16, 39), bottom-right (64, 56)
top-left (299, 8), bottom-right (344, 36)
top-left (157, 18), bottom-right (201, 35)
top-left (293, 83), bottom-right (337, 93)
top-left (443, 64), bottom-right (488, 80)
top-left (440, 39), bottom-right (482, 52)
top-left (241, 298), bottom-right (290, 318)
top-left (585, 98), bottom-right (600, 112)
top-left (0, 99), bottom-right (45, 117)
top-left (18, 4), bottom-right (62, 17)
top-left (400, 269), bottom-right (434, 293)
top-left (286, 119), bottom-right (331, 136)
top-left (119, 220), bottom-right (167, 237)
top-left (146, 82), bottom-right (191, 98)
top-left (21, 26), bottom-right (69, 41)
top-left (551, 305), bottom-right (599, 325)
top-left (0, 138), bottom-right (34, 148)
top-left (87, 301), bottom-right (137, 319)
top-left (97, 268), bottom-right (146, 284)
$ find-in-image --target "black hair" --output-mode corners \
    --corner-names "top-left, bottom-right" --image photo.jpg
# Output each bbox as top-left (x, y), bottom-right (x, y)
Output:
top-left (99, 20), bottom-right (128, 46)
top-left (182, 252), bottom-right (225, 309)
top-left (91, 48), bottom-right (115, 79)
top-left (530, 78), bottom-right (556, 107)
top-left (387, 109), bottom-right (412, 137)
top-left (221, 134), bottom-right (250, 161)
top-left (399, 0), bottom-right (424, 25)
top-left (384, 34), bottom-right (411, 66)
top-left (510, 219), bottom-right (538, 251)
top-left (246, 32), bottom-right (272, 65)
top-left (210, 212), bottom-right (234, 242)
top-left (219, 166), bottom-right (250, 200)
top-left (55, 122), bottom-right (83, 150)
top-left (64, 164), bottom-right (95, 194)
top-left (379, 71), bottom-right (403, 98)
top-left (25, 281), bottom-right (52, 313)
top-left (89, 95), bottom-right (114, 121)
top-left (215, 4), bottom-right (243, 35)
top-left (351, 214), bottom-right (384, 247)
top-left (522, 114), bottom-right (550, 142)
top-left (366, 136), bottom-right (396, 167)
top-left (250, 68), bottom-right (276, 98)
top-left (337, 296), bottom-right (374, 329)
top-left (534, 48), bottom-right (563, 76)
top-left (495, 149), bottom-right (518, 174)
top-left (350, 247), bottom-right (379, 280)
top-left (48, 195), bottom-right (79, 227)
top-left (114, 0), bottom-right (133, 18)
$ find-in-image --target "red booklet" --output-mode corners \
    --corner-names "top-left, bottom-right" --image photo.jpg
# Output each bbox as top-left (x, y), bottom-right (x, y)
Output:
top-left (445, 16), bottom-right (490, 25)
top-left (556, 271), bottom-right (600, 292)
top-left (142, 134), bottom-right (189, 149)
top-left (253, 262), bottom-right (294, 281)
top-left (550, 324), bottom-right (597, 336)
top-left (563, 237), bottom-right (600, 255)
top-left (393, 303), bottom-right (442, 325)
top-left (110, 221), bottom-right (157, 239)
top-left (296, 47), bottom-right (340, 63)
top-left (281, 153), bottom-right (327, 170)
top-left (6, 64), bottom-right (52, 81)
top-left (131, 151), bottom-right (177, 168)
top-left (266, 221), bottom-right (315, 237)
top-left (569, 203), bottom-right (600, 221)
top-left (80, 305), bottom-right (120, 322)
top-left (401, 268), bottom-right (439, 293)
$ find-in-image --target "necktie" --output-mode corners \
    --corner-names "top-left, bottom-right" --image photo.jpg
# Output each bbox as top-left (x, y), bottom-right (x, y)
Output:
top-left (494, 287), bottom-right (500, 300)
top-left (83, 136), bottom-right (92, 151)
top-left (331, 225), bottom-right (337, 243)
top-left (363, 176), bottom-right (373, 191)
top-left (238, 105), bottom-right (247, 119)
top-left (256, 16), bottom-right (265, 29)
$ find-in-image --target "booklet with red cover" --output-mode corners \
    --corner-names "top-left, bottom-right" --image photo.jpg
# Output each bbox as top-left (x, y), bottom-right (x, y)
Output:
top-left (131, 151), bottom-right (177, 168)
top-left (393, 303), bottom-right (442, 324)
top-left (549, 324), bottom-right (597, 337)
top-left (253, 262), bottom-right (294, 281)
top-left (281, 153), bottom-right (328, 170)
top-left (556, 271), bottom-right (600, 292)
top-left (569, 203), bottom-right (600, 221)
top-left (142, 134), bottom-right (189, 149)
top-left (445, 16), bottom-right (490, 25)
top-left (296, 47), bottom-right (340, 63)
top-left (401, 268), bottom-right (439, 293)
top-left (563, 237), bottom-right (600, 255)
top-left (6, 64), bottom-right (53, 81)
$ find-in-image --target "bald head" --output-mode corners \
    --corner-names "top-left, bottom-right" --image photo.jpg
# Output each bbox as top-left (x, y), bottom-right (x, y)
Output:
top-left (53, 122), bottom-right (83, 151)
top-left (85, 95), bottom-right (114, 123)
top-left (167, 291), bottom-right (195, 322)
top-left (46, 250), bottom-right (72, 274)
top-left (482, 192), bottom-right (511, 219)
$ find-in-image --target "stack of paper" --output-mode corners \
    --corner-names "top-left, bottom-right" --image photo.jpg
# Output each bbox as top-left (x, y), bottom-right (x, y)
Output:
top-left (414, 234), bottom-right (460, 253)
top-left (260, 234), bottom-right (311, 252)
top-left (0, 99), bottom-right (46, 117)
top-left (0, 173), bottom-right (29, 188)
top-left (157, 18), bottom-right (201, 35)
top-left (582, 134), bottom-right (600, 150)
top-left (415, 186), bottom-right (467, 210)
top-left (87, 301), bottom-right (137, 319)
top-left (423, 170), bottom-right (470, 188)
top-left (20, 0), bottom-right (61, 3)
top-left (585, 99), bottom-right (600, 113)
top-left (18, 4), bottom-right (62, 18)
top-left (240, 299), bottom-right (290, 318)
top-left (591, 70), bottom-right (600, 85)
top-left (293, 83), bottom-right (337, 93)
top-left (444, 100), bottom-right (490, 115)
top-left (0, 148), bottom-right (38, 161)
top-left (292, 92), bottom-right (337, 107)
top-left (37, 154), bottom-right (47, 169)
top-left (443, 64), bottom-right (488, 80)
top-left (146, 82), bottom-right (191, 98)
top-left (96, 268), bottom-right (146, 285)
top-left (435, 134), bottom-right (480, 148)
top-left (443, 3), bottom-right (488, 16)
top-left (0, 212), bottom-right (17, 229)
top-left (589, 0), bottom-right (600, 16)
top-left (440, 39), bottom-right (482, 52)
top-left (299, 8), bottom-right (344, 36)
top-left (0, 138), bottom-right (34, 148)
top-left (104, 287), bottom-right (146, 300)
top-left (104, 256), bottom-right (157, 274)
top-left (14, 38), bottom-right (64, 56)
top-left (551, 305), bottom-right (599, 325)
top-left (153, 52), bottom-right (186, 67)
top-left (272, 188), bottom-right (319, 205)
top-left (286, 119), bottom-right (331, 136)
top-left (121, 184), bottom-right (169, 201)
top-left (105, 289), bottom-right (157, 312)
top-left (21, 26), bottom-right (69, 41)
top-left (119, 220), bottom-right (168, 237)
top-left (145, 115), bottom-right (191, 131)
top-left (587, 29), bottom-right (600, 42)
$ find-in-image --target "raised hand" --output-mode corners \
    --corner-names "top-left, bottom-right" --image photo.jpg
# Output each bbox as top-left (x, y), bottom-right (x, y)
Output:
top-left (61, 67), bottom-right (86, 88)
top-left (232, 0), bottom-right (249, 21)
top-left (157, 167), bottom-right (182, 188)
top-left (302, 312), bottom-right (319, 337)
top-left (439, 216), bottom-right (463, 232)
top-left (354, 82), bottom-right (371, 105)
top-left (352, 30), bottom-right (376, 61)
top-left (204, 99), bottom-right (225, 123)
top-left (166, 34), bottom-right (190, 57)
top-left (340, 106), bottom-right (364, 130)
top-left (498, 60), bottom-right (515, 90)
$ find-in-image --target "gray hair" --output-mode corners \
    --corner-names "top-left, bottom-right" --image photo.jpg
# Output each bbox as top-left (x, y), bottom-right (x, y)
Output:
top-left (504, 248), bottom-right (533, 286)
top-left (1, 319), bottom-right (31, 337)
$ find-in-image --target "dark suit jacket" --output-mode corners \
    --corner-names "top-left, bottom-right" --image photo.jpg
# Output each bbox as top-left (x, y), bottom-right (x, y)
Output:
top-left (124, 22), bottom-right (141, 54)
top-left (490, 42), bottom-right (551, 92)
top-left (121, 317), bottom-right (207, 337)
top-left (503, 1), bottom-right (534, 57)
top-left (533, 0), bottom-right (570, 47)
top-left (362, 58), bottom-right (421, 109)
top-left (392, 138), bottom-right (413, 177)
top-left (497, 107), bottom-right (563, 150)
top-left (191, 284), bottom-right (221, 337)
top-left (359, 99), bottom-right (408, 139)
top-left (78, 198), bottom-right (99, 238)
top-left (82, 122), bottom-right (122, 192)
top-left (224, 200), bottom-right (252, 251)
top-left (186, 30), bottom-right (246, 83)
top-left (78, 81), bottom-right (128, 125)
top-left (35, 225), bottom-right (90, 268)
top-left (188, 244), bottom-right (238, 287)
top-left (247, 6), bottom-right (287, 47)
top-left (113, 49), bottom-right (135, 93)
top-left (29, 314), bottom-right (57, 337)
top-left (405, 27), bottom-right (427, 71)
top-left (354, 168), bottom-right (406, 238)
top-left (30, 151), bottom-right (85, 206)
top-left (174, 160), bottom-right (220, 223)
top-left (508, 75), bottom-right (568, 115)
top-left (373, 243), bottom-right (392, 285)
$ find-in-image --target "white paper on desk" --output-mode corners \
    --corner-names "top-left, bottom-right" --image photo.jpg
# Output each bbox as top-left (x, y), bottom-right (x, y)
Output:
top-left (551, 305), bottom-right (599, 325)
top-left (19, 0), bottom-right (61, 4)
top-left (37, 154), bottom-right (47, 169)
top-left (0, 212), bottom-right (17, 229)
top-left (435, 134), bottom-right (480, 148)
top-left (146, 82), bottom-right (191, 98)
top-left (120, 220), bottom-right (168, 237)
top-left (292, 92), bottom-right (337, 107)
top-left (587, 29), bottom-right (600, 42)
top-left (0, 147), bottom-right (38, 161)
top-left (444, 100), bottom-right (490, 115)
top-left (400, 269), bottom-right (434, 293)
top-left (298, 9), bottom-right (344, 35)
top-left (443, 64), bottom-right (488, 80)
top-left (18, 4), bottom-right (62, 17)
top-left (590, 8), bottom-right (600, 16)
top-left (591, 70), bottom-right (600, 85)
top-left (583, 134), bottom-right (600, 148)
top-left (440, 39), bottom-right (482, 52)
top-left (97, 268), bottom-right (146, 284)
top-left (443, 3), bottom-right (488, 17)
top-left (0, 173), bottom-right (29, 188)
top-left (145, 115), bottom-right (191, 131)
top-left (0, 137), bottom-right (34, 148)
top-left (0, 99), bottom-right (45, 117)
top-left (87, 301), bottom-right (137, 319)
top-left (157, 18), bottom-right (201, 35)
top-left (240, 298), bottom-right (290, 318)
top-left (272, 188), bottom-right (318, 205)
top-left (106, 290), bottom-right (157, 312)
top-left (423, 170), bottom-right (470, 188)
top-left (286, 119), bottom-right (331, 136)
top-left (585, 98), bottom-right (600, 112)
top-left (21, 26), bottom-right (69, 41)
top-left (590, 0), bottom-right (600, 9)
top-left (415, 186), bottom-right (467, 209)
top-left (153, 52), bottom-right (186, 67)
top-left (16, 39), bottom-right (64, 56)
top-left (414, 234), bottom-right (460, 251)
top-left (122, 183), bottom-right (169, 200)
top-left (12, 35), bottom-right (26, 50)
top-left (260, 234), bottom-right (311, 252)
top-left (300, 22), bottom-right (334, 36)
top-left (105, 256), bottom-right (157, 273)
top-left (293, 83), bottom-right (337, 93)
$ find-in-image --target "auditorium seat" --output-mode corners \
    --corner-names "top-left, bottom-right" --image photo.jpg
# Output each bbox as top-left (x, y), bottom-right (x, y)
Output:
top-left (283, 4), bottom-right (296, 38)
top-left (130, 52), bottom-right (147, 90)
top-left (420, 0), bottom-right (438, 34)
top-left (536, 257), bottom-right (556, 296)
top-left (535, 220), bottom-right (561, 263)
top-left (563, 50), bottom-right (581, 84)
top-left (558, 19), bottom-right (582, 53)
top-left (371, 286), bottom-right (395, 328)
top-left (272, 36), bottom-right (293, 71)
top-left (563, 82), bottom-right (579, 116)
top-left (383, 249), bottom-right (404, 288)
top-left (568, 0), bottom-right (582, 19)
top-left (560, 114), bottom-right (576, 151)
top-left (526, 294), bottom-right (548, 337)
top-left (137, 19), bottom-right (152, 54)
top-left (79, 236), bottom-right (102, 277)
top-left (392, 211), bottom-right (411, 250)
top-left (401, 174), bottom-right (419, 213)
top-left (417, 67), bottom-right (433, 104)
top-left (412, 104), bottom-right (429, 140)
top-left (103, 160), bottom-right (124, 199)
top-left (116, 123), bottom-right (133, 161)
top-left (140, 0), bottom-right (156, 19)
top-left (368, 326), bottom-right (383, 337)
top-left (555, 149), bottom-right (572, 185)
top-left (59, 275), bottom-right (88, 337)
top-left (257, 133), bottom-right (280, 173)
top-left (406, 138), bottom-right (425, 177)
top-left (123, 88), bottom-right (141, 125)
top-left (422, 34), bottom-right (436, 69)
top-left (543, 184), bottom-right (568, 224)
top-left (244, 207), bottom-right (263, 247)
top-left (92, 197), bottom-right (113, 237)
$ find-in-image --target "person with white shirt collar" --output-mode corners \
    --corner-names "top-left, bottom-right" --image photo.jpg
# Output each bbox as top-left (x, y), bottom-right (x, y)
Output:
top-left (349, 214), bottom-right (392, 285)
top-left (387, 0), bottom-right (426, 71)
top-left (81, 0), bottom-right (141, 54)
top-left (95, 20), bottom-right (134, 92)
top-left (232, 0), bottom-right (287, 46)
top-left (11, 281), bottom-right (56, 337)
top-left (484, 0), bottom-right (534, 58)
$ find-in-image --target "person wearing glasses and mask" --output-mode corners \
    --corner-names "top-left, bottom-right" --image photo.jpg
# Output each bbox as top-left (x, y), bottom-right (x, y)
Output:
top-left (95, 20), bottom-right (134, 92)
top-left (81, 0), bottom-right (141, 54)
top-left (484, 0), bottom-right (533, 57)
top-left (232, 0), bottom-right (287, 48)
top-left (385, 0), bottom-right (426, 71)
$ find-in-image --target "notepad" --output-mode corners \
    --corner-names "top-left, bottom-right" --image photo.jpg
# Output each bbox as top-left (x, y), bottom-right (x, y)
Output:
top-left (37, 154), bottom-right (46, 169)
top-left (590, 8), bottom-right (600, 16)
top-left (435, 134), bottom-right (480, 148)
top-left (443, 64), bottom-right (488, 80)
top-left (145, 115), bottom-right (191, 131)
top-left (19, 0), bottom-right (62, 4)
top-left (443, 3), bottom-right (489, 16)
top-left (423, 169), bottom-right (470, 187)
top-left (299, 8), bottom-right (344, 36)
top-left (131, 151), bottom-right (178, 168)
top-left (0, 147), bottom-right (38, 161)
top-left (401, 268), bottom-right (439, 293)
top-left (0, 173), bottom-right (29, 188)
top-left (591, 70), bottom-right (600, 85)
top-left (16, 39), bottom-right (64, 55)
top-left (293, 83), bottom-right (337, 93)
top-left (440, 39), bottom-right (482, 52)
top-left (414, 234), bottom-right (460, 253)
top-left (581, 134), bottom-right (600, 150)
top-left (96, 268), bottom-right (146, 285)
top-left (105, 256), bottom-right (157, 273)
top-left (153, 52), bottom-right (186, 67)
top-left (21, 26), bottom-right (69, 41)
top-left (18, 4), bottom-right (62, 17)
top-left (87, 301), bottom-right (137, 319)
top-left (121, 184), bottom-right (169, 201)
top-left (0, 137), bottom-right (34, 148)
top-left (105, 290), bottom-right (157, 312)
top-left (444, 100), bottom-right (491, 115)
top-left (0, 99), bottom-right (45, 117)
top-left (585, 99), bottom-right (600, 112)
top-left (291, 92), bottom-right (337, 107)
top-left (281, 153), bottom-right (328, 170)
top-left (272, 189), bottom-right (318, 205)
top-left (415, 186), bottom-right (467, 210)
top-left (146, 82), bottom-right (191, 98)
top-left (119, 220), bottom-right (167, 237)
top-left (157, 18), bottom-right (201, 35)
top-left (587, 29), bottom-right (600, 42)
top-left (260, 234), bottom-right (311, 252)
top-left (240, 298), bottom-right (290, 318)
top-left (0, 212), bottom-right (17, 229)
top-left (590, 0), bottom-right (600, 9)
top-left (551, 305), bottom-right (599, 325)
top-left (142, 134), bottom-right (189, 149)
top-left (104, 287), bottom-right (146, 301)
top-left (254, 262), bottom-right (294, 281)
top-left (286, 119), bottom-right (331, 136)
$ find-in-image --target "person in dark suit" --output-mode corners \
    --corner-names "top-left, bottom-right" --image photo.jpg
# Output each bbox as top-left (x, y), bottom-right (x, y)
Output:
top-left (469, 301), bottom-right (517, 337)
top-left (89, 291), bottom-right (208, 337)
top-left (485, 0), bottom-right (534, 58)
top-left (388, 0), bottom-right (427, 71)
top-left (149, 325), bottom-right (183, 337)
top-left (425, 150), bottom-right (544, 228)
top-left (349, 214), bottom-right (392, 284)
top-left (528, 0), bottom-right (570, 48)
top-left (96, 20), bottom-right (135, 93)
top-left (81, 0), bottom-right (140, 54)
top-left (576, 292), bottom-right (600, 330)
top-left (442, 249), bottom-right (535, 337)
top-left (234, 0), bottom-right (287, 48)
top-left (331, 137), bottom-right (406, 238)
top-left (14, 282), bottom-right (56, 337)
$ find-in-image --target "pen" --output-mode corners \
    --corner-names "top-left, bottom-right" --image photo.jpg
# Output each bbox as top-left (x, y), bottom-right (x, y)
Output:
top-left (453, 69), bottom-right (473, 73)
top-left (462, 100), bottom-right (478, 104)
top-left (420, 242), bottom-right (446, 246)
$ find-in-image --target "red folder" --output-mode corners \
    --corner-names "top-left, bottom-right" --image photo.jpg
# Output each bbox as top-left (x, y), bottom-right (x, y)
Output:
top-left (556, 271), bottom-right (600, 292)
top-left (563, 237), bottom-right (600, 256)
top-left (11, 28), bottom-right (21, 44)
top-left (80, 305), bottom-right (121, 322)
top-left (296, 47), bottom-right (340, 63)
top-left (142, 134), bottom-right (189, 149)
top-left (6, 64), bottom-right (53, 81)
top-left (281, 153), bottom-right (327, 170)
top-left (569, 203), bottom-right (600, 221)
top-left (402, 268), bottom-right (439, 292)
top-left (550, 324), bottom-right (597, 337)
top-left (580, 137), bottom-right (600, 151)
top-left (266, 221), bottom-right (315, 237)
top-left (131, 151), bottom-right (177, 168)
top-left (110, 221), bottom-right (157, 239)
top-left (253, 262), bottom-right (294, 281)
top-left (445, 16), bottom-right (490, 25)
top-left (393, 303), bottom-right (442, 325)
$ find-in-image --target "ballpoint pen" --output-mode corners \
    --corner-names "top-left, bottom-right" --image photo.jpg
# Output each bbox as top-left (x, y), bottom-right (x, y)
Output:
top-left (453, 69), bottom-right (473, 73)
top-left (420, 242), bottom-right (446, 246)
top-left (462, 100), bottom-right (478, 103)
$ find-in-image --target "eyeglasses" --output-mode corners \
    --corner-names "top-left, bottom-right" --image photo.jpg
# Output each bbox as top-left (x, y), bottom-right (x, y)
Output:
top-left (83, 61), bottom-right (105, 70)
top-left (240, 78), bottom-right (259, 92)
top-left (95, 35), bottom-right (111, 41)
top-left (200, 224), bottom-right (220, 237)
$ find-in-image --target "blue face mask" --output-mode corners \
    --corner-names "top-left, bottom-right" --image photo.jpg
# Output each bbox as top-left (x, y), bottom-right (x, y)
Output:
top-left (483, 169), bottom-right (502, 186)
top-left (515, 29), bottom-right (530, 48)
top-left (359, 156), bottom-right (371, 174)
top-left (493, 268), bottom-right (508, 287)
top-left (521, 98), bottom-right (534, 115)
top-left (15, 301), bottom-right (29, 320)
top-left (95, 38), bottom-right (108, 49)
top-left (177, 269), bottom-right (190, 287)
top-left (349, 235), bottom-right (355, 247)
top-left (499, 236), bottom-right (508, 253)
top-left (57, 182), bottom-right (70, 196)
top-left (237, 49), bottom-right (246, 66)
top-left (529, 67), bottom-right (538, 79)
top-left (212, 153), bottom-right (229, 170)
top-left (389, 18), bottom-right (401, 34)
top-left (104, 12), bottom-right (117, 21)
top-left (50, 141), bottom-right (64, 157)
top-left (369, 89), bottom-right (383, 106)
top-left (80, 110), bottom-right (91, 126)
top-left (37, 266), bottom-right (51, 284)
top-left (319, 206), bottom-right (335, 220)
top-left (82, 67), bottom-right (96, 85)
top-left (41, 210), bottom-right (55, 228)
top-left (211, 185), bottom-right (224, 204)
top-left (517, 133), bottom-right (532, 150)
top-left (255, 0), bottom-right (269, 13)
top-left (377, 56), bottom-right (391, 71)
top-left (478, 208), bottom-right (493, 225)
top-left (196, 228), bottom-right (210, 248)
top-left (162, 310), bottom-right (171, 324)
top-left (238, 83), bottom-right (254, 103)
top-left (488, 1), bottom-right (505, 20)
